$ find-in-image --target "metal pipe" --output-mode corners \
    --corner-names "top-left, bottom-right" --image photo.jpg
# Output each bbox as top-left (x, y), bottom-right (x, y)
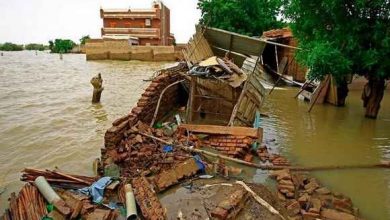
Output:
top-left (125, 184), bottom-right (137, 220)
top-left (149, 79), bottom-right (185, 127)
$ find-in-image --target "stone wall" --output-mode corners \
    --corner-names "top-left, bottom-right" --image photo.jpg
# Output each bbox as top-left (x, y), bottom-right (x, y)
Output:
top-left (85, 39), bottom-right (183, 61)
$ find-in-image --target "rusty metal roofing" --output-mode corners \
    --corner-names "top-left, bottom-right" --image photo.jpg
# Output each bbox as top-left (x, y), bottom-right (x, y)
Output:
top-left (262, 28), bottom-right (293, 39)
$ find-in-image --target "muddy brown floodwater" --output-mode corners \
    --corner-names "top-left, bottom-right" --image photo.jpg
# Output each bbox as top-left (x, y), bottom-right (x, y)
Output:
top-left (0, 51), bottom-right (172, 212)
top-left (261, 88), bottom-right (390, 220)
top-left (0, 51), bottom-right (389, 219)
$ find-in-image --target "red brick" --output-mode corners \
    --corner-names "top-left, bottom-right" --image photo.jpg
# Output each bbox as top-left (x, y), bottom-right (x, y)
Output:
top-left (131, 107), bottom-right (143, 115)
top-left (244, 154), bottom-right (253, 162)
top-left (286, 200), bottom-right (301, 216)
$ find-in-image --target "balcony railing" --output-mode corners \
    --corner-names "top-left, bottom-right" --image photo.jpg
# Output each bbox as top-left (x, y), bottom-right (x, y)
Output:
top-left (102, 12), bottom-right (158, 19)
top-left (102, 28), bottom-right (160, 38)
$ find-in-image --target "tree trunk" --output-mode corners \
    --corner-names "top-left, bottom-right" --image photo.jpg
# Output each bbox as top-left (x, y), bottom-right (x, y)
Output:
top-left (362, 77), bottom-right (385, 119)
top-left (336, 79), bottom-right (349, 106)
top-left (91, 73), bottom-right (104, 103)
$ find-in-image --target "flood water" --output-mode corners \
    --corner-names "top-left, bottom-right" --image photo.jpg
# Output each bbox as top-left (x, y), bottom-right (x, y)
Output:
top-left (261, 88), bottom-right (390, 220)
top-left (0, 51), bottom-right (389, 219)
top-left (0, 51), bottom-right (172, 212)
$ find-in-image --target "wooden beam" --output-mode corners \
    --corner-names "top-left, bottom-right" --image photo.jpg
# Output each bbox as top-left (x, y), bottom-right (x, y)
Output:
top-left (179, 124), bottom-right (262, 139)
top-left (187, 78), bottom-right (196, 123)
top-left (308, 75), bottom-right (331, 112)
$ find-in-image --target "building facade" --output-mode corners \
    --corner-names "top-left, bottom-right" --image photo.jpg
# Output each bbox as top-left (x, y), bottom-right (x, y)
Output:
top-left (100, 1), bottom-right (174, 46)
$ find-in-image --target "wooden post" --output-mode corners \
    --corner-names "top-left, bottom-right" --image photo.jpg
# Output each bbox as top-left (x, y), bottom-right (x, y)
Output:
top-left (275, 45), bottom-right (279, 72)
top-left (294, 79), bottom-right (314, 99)
top-left (187, 77), bottom-right (196, 123)
top-left (91, 73), bottom-right (104, 103)
top-left (150, 80), bottom-right (185, 127)
top-left (308, 75), bottom-right (330, 112)
top-left (268, 76), bottom-right (283, 95)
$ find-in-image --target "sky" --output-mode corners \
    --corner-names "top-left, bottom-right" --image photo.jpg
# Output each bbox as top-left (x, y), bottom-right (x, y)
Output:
top-left (0, 0), bottom-right (201, 44)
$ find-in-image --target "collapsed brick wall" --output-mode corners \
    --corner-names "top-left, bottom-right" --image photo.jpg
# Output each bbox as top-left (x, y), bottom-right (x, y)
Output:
top-left (202, 135), bottom-right (254, 158)
top-left (153, 158), bottom-right (200, 192)
top-left (104, 63), bottom-right (187, 151)
top-left (132, 177), bottom-right (166, 219)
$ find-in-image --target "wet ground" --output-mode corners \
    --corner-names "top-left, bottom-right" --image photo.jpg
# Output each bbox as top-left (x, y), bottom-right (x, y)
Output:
top-left (160, 178), bottom-right (286, 220)
top-left (1, 51), bottom-right (389, 219)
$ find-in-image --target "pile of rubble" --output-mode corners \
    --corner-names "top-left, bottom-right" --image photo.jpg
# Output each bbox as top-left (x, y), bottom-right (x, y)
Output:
top-left (256, 144), bottom-right (361, 220)
top-left (5, 184), bottom-right (47, 220)
top-left (211, 187), bottom-right (249, 219)
top-left (257, 145), bottom-right (290, 166)
top-left (102, 120), bottom-right (205, 178)
top-left (1, 63), bottom-right (366, 220)
top-left (2, 169), bottom-right (121, 220)
top-left (270, 169), bottom-right (360, 220)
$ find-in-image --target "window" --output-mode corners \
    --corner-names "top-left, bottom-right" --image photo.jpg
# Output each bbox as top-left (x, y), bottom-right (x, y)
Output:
top-left (145, 19), bottom-right (151, 27)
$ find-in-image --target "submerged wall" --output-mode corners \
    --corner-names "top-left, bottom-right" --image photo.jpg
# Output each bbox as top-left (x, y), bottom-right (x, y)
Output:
top-left (85, 39), bottom-right (183, 61)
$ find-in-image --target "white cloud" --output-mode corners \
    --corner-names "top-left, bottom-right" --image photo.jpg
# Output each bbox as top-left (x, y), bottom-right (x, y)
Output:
top-left (0, 0), bottom-right (201, 44)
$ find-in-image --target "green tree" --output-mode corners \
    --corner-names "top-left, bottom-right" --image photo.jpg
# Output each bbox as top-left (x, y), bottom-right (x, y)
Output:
top-left (287, 0), bottom-right (390, 118)
top-left (25, 43), bottom-right (46, 51)
top-left (0, 42), bottom-right (24, 51)
top-left (79, 35), bottom-right (91, 45)
top-left (48, 39), bottom-right (75, 53)
top-left (197, 0), bottom-right (285, 36)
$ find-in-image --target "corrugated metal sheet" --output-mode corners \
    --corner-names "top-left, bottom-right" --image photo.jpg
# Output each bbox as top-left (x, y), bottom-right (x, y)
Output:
top-left (204, 26), bottom-right (266, 56)
top-left (202, 26), bottom-right (267, 66)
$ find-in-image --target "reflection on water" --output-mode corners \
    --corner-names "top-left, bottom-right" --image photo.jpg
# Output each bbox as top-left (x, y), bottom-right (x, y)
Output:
top-left (261, 88), bottom-right (390, 220)
top-left (0, 51), bottom-right (172, 212)
top-left (89, 103), bottom-right (108, 124)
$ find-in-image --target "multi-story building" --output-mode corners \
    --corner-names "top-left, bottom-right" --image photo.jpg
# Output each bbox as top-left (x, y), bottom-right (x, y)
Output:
top-left (100, 1), bottom-right (174, 46)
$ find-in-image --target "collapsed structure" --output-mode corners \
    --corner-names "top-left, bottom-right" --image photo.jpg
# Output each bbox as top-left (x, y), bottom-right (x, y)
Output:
top-left (1, 26), bottom-right (364, 220)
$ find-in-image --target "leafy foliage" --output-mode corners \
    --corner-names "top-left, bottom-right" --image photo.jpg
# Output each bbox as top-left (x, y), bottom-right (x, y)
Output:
top-left (79, 35), bottom-right (91, 45)
top-left (0, 42), bottom-right (24, 51)
top-left (25, 43), bottom-right (46, 51)
top-left (48, 39), bottom-right (75, 53)
top-left (198, 0), bottom-right (285, 36)
top-left (287, 0), bottom-right (390, 82)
